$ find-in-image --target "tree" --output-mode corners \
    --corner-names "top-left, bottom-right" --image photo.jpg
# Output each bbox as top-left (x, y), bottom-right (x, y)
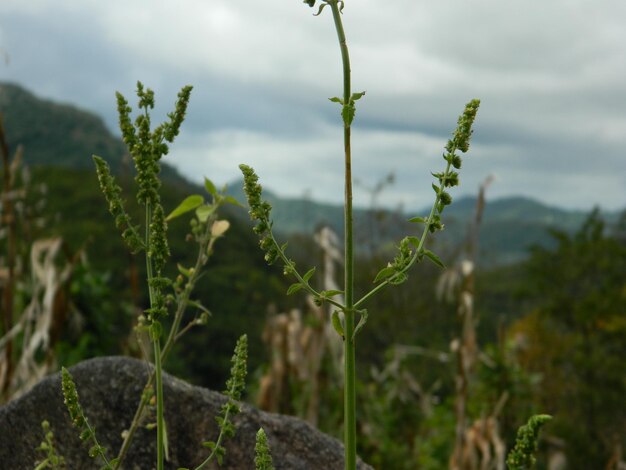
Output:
top-left (511, 209), bottom-right (626, 469)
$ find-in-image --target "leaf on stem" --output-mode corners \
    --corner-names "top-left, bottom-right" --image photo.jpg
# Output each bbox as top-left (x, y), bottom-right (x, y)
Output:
top-left (422, 249), bottom-right (445, 268)
top-left (302, 267), bottom-right (316, 283)
top-left (196, 205), bottom-right (217, 223)
top-left (373, 265), bottom-right (395, 283)
top-left (353, 309), bottom-right (368, 339)
top-left (166, 195), bottom-right (204, 221)
top-left (287, 283), bottom-right (304, 295)
top-left (204, 177), bottom-right (217, 197)
top-left (331, 311), bottom-right (344, 338)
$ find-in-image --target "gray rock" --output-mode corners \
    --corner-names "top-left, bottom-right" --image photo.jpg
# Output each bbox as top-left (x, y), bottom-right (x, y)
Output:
top-left (0, 356), bottom-right (372, 470)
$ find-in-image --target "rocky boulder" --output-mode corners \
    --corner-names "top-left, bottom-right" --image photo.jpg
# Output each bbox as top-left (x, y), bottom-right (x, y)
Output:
top-left (0, 356), bottom-right (372, 469)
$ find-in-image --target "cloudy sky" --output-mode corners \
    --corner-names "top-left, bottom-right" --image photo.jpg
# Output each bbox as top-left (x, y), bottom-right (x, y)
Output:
top-left (1, 0), bottom-right (625, 211)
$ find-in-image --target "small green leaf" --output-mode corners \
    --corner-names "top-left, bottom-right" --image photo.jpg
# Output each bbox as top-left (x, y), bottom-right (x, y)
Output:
top-left (408, 216), bottom-right (427, 224)
top-left (350, 91), bottom-right (366, 102)
top-left (224, 195), bottom-right (244, 207)
top-left (287, 283), bottom-right (304, 295)
top-left (188, 299), bottom-right (212, 316)
top-left (204, 177), bottom-right (217, 197)
top-left (373, 265), bottom-right (395, 283)
top-left (196, 204), bottom-right (217, 223)
top-left (177, 263), bottom-right (192, 278)
top-left (353, 309), bottom-right (368, 339)
top-left (389, 272), bottom-right (408, 285)
top-left (313, 2), bottom-right (327, 16)
top-left (332, 310), bottom-right (344, 338)
top-left (321, 289), bottom-right (344, 298)
top-left (329, 97), bottom-right (343, 104)
top-left (202, 441), bottom-right (217, 450)
top-left (302, 267), bottom-right (316, 283)
top-left (423, 249), bottom-right (445, 268)
top-left (342, 104), bottom-right (356, 126)
top-left (166, 195), bottom-right (204, 221)
top-left (406, 236), bottom-right (421, 248)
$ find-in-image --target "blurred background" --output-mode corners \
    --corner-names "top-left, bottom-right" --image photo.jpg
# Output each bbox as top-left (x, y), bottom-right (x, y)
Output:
top-left (1, 1), bottom-right (625, 469)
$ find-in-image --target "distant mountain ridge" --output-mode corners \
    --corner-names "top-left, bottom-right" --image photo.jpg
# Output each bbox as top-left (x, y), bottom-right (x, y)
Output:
top-left (0, 81), bottom-right (188, 185)
top-left (227, 181), bottom-right (621, 265)
top-left (2, 81), bottom-right (622, 266)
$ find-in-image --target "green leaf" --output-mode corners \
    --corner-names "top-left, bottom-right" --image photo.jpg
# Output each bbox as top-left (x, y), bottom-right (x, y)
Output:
top-left (313, 2), bottom-right (327, 16)
top-left (187, 299), bottom-right (212, 316)
top-left (373, 265), bottom-right (395, 283)
top-left (328, 96), bottom-right (343, 104)
top-left (287, 283), bottom-right (304, 295)
top-left (196, 204), bottom-right (217, 223)
top-left (353, 309), bottom-right (368, 339)
top-left (331, 311), bottom-right (344, 338)
top-left (165, 195), bottom-right (204, 221)
top-left (389, 272), bottom-right (408, 285)
top-left (202, 441), bottom-right (217, 450)
top-left (321, 289), bottom-right (344, 298)
top-left (408, 216), bottom-right (427, 224)
top-left (423, 249), bottom-right (445, 268)
top-left (204, 177), bottom-right (217, 197)
top-left (302, 267), bottom-right (316, 283)
top-left (224, 195), bottom-right (244, 207)
top-left (350, 91), bottom-right (366, 102)
top-left (177, 263), bottom-right (192, 278)
top-left (342, 104), bottom-right (356, 126)
top-left (406, 236), bottom-right (421, 248)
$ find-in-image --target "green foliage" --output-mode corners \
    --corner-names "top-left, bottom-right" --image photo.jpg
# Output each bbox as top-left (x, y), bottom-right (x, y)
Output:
top-left (506, 414), bottom-right (552, 470)
top-left (514, 210), bottom-right (626, 468)
top-left (254, 428), bottom-right (276, 470)
top-left (34, 420), bottom-right (66, 470)
top-left (197, 335), bottom-right (248, 468)
top-left (61, 368), bottom-right (115, 469)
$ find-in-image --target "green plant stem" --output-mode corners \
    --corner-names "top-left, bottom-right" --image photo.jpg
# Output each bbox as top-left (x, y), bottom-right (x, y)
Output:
top-left (143, 202), bottom-right (165, 470)
top-left (353, 159), bottom-right (455, 310)
top-left (113, 218), bottom-right (214, 470)
top-left (329, 2), bottom-right (357, 469)
top-left (193, 406), bottom-right (233, 470)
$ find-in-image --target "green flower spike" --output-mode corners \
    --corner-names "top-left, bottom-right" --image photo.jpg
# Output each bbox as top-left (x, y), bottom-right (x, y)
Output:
top-left (61, 368), bottom-right (114, 468)
top-left (506, 414), bottom-right (552, 470)
top-left (254, 428), bottom-right (275, 470)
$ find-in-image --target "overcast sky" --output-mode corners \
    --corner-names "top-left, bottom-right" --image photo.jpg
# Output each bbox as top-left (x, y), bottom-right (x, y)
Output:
top-left (1, 0), bottom-right (625, 211)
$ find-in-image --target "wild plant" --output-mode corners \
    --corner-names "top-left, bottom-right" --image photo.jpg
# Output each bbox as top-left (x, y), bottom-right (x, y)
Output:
top-left (34, 420), bottom-right (66, 470)
top-left (254, 428), bottom-right (276, 470)
top-left (59, 83), bottom-right (248, 470)
top-left (239, 1), bottom-right (480, 467)
top-left (506, 415), bottom-right (552, 470)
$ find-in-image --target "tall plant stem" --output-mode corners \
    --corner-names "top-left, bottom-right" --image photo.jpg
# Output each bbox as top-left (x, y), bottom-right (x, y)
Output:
top-left (329, 2), bottom-right (356, 469)
top-left (114, 219), bottom-right (213, 469)
top-left (144, 202), bottom-right (165, 470)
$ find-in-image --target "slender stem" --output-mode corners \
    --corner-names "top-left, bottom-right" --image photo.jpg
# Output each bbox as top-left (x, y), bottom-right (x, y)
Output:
top-left (143, 201), bottom-right (165, 470)
top-left (114, 216), bottom-right (214, 469)
top-left (329, 2), bottom-right (357, 469)
top-left (153, 337), bottom-right (165, 470)
top-left (353, 160), bottom-right (454, 310)
top-left (193, 405), bottom-right (233, 470)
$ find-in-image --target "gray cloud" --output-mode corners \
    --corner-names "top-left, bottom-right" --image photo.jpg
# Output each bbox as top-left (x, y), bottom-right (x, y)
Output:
top-left (1, 0), bottom-right (624, 211)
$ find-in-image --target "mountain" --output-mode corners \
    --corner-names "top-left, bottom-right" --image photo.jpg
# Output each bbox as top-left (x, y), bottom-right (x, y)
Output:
top-left (228, 181), bottom-right (621, 266)
top-left (0, 82), bottom-right (187, 185)
top-left (2, 81), bottom-right (622, 266)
